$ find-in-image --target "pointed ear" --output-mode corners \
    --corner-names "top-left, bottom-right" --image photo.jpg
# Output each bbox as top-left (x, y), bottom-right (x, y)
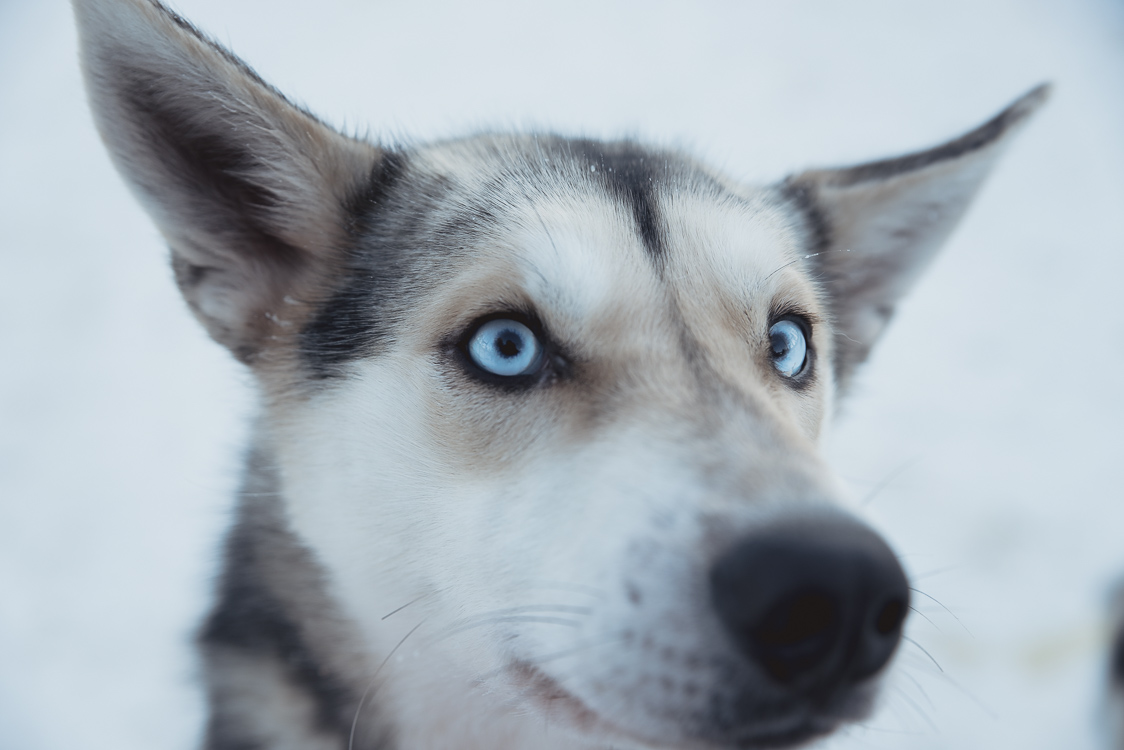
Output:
top-left (781, 85), bottom-right (1049, 393)
top-left (74, 0), bottom-right (382, 363)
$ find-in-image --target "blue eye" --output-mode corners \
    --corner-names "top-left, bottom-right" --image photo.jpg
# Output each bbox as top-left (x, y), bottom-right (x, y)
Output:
top-left (467, 319), bottom-right (544, 377)
top-left (769, 319), bottom-right (808, 378)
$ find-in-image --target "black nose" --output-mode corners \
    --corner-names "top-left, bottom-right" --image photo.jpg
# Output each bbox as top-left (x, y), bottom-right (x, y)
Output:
top-left (709, 516), bottom-right (909, 692)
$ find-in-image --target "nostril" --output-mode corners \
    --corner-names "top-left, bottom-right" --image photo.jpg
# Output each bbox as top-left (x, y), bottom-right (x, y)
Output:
top-left (874, 598), bottom-right (906, 636)
top-left (851, 592), bottom-right (910, 681)
top-left (752, 590), bottom-right (840, 684)
top-left (756, 590), bottom-right (838, 647)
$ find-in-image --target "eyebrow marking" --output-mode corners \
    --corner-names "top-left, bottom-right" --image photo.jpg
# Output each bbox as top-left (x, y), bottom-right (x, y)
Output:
top-left (568, 139), bottom-right (666, 265)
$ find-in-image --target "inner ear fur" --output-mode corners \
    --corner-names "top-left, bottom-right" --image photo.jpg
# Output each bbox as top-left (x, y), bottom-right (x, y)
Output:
top-left (74, 0), bottom-right (382, 363)
top-left (782, 84), bottom-right (1049, 393)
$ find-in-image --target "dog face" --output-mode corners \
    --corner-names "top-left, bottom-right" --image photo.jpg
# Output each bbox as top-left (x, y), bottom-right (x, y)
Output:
top-left (275, 140), bottom-right (854, 747)
top-left (74, 1), bottom-right (1046, 747)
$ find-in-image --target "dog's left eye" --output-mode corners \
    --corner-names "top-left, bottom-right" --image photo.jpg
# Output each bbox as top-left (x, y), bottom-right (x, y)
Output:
top-left (769, 319), bottom-right (808, 378)
top-left (466, 318), bottom-right (544, 377)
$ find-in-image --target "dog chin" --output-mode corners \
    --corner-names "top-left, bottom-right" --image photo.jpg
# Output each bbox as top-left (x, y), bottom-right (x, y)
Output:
top-left (505, 660), bottom-right (864, 750)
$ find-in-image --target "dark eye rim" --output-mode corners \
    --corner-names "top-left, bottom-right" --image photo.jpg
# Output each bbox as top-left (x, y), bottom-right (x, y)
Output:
top-left (768, 312), bottom-right (815, 385)
top-left (452, 310), bottom-right (563, 390)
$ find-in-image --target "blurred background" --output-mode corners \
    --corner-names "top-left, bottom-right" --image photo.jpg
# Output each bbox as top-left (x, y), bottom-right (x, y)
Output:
top-left (1, 1), bottom-right (1123, 748)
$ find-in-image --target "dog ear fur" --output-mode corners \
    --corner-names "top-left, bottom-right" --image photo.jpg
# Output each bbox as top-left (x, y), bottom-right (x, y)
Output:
top-left (782, 85), bottom-right (1049, 393)
top-left (74, 0), bottom-right (381, 363)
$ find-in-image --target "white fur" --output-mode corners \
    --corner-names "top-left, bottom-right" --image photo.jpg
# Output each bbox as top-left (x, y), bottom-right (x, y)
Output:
top-left (269, 201), bottom-right (847, 748)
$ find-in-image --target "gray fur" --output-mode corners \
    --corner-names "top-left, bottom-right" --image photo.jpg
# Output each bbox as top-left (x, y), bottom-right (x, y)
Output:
top-left (199, 441), bottom-right (388, 749)
top-left (783, 83), bottom-right (1050, 392)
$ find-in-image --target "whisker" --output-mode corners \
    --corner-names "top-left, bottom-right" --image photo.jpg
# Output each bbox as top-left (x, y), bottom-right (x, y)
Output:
top-left (895, 667), bottom-right (935, 710)
top-left (859, 457), bottom-right (920, 508)
top-left (473, 632), bottom-right (628, 682)
top-left (762, 258), bottom-right (801, 283)
top-left (348, 619), bottom-right (427, 750)
top-left (929, 670), bottom-right (999, 720)
top-left (382, 595), bottom-right (427, 621)
top-left (847, 722), bottom-right (928, 737)
top-left (902, 635), bottom-right (944, 673)
top-left (910, 587), bottom-right (973, 637)
top-left (762, 248), bottom-right (851, 284)
top-left (890, 684), bottom-right (938, 732)
top-left (908, 605), bottom-right (942, 633)
top-left (527, 580), bottom-right (607, 598)
top-left (911, 564), bottom-right (963, 582)
top-left (447, 604), bottom-right (593, 627)
top-left (520, 632), bottom-right (629, 669)
top-left (432, 615), bottom-right (584, 644)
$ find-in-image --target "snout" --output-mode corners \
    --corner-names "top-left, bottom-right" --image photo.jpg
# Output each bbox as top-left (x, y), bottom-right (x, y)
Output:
top-left (709, 516), bottom-right (909, 698)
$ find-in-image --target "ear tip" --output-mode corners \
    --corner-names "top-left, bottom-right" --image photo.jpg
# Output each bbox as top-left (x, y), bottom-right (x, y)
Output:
top-left (1002, 82), bottom-right (1053, 126)
top-left (1028, 81), bottom-right (1055, 100)
top-left (72, 0), bottom-right (150, 25)
top-left (73, 0), bottom-right (166, 52)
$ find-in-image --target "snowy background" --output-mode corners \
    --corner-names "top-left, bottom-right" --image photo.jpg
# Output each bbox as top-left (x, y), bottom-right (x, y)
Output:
top-left (2, 1), bottom-right (1123, 748)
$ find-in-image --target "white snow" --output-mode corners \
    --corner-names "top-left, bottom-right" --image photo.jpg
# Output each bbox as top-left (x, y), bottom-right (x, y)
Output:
top-left (1, 1), bottom-right (1122, 748)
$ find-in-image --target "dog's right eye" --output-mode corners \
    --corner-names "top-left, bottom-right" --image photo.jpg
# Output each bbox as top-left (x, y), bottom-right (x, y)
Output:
top-left (466, 318), bottom-right (544, 377)
top-left (769, 318), bottom-right (808, 378)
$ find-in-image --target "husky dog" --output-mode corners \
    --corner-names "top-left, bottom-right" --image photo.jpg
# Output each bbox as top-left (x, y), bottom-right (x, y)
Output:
top-left (74, 0), bottom-right (1047, 747)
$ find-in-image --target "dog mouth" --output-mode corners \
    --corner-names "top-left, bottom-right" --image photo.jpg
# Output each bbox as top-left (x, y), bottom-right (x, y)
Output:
top-left (506, 660), bottom-right (610, 735)
top-left (505, 660), bottom-right (845, 750)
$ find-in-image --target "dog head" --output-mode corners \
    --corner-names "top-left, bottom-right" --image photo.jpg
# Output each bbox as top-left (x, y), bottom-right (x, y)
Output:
top-left (76, 0), bottom-right (1046, 746)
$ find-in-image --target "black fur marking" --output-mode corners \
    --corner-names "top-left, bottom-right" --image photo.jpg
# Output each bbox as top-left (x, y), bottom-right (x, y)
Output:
top-left (199, 447), bottom-right (394, 750)
top-left (300, 151), bottom-right (410, 377)
top-left (300, 150), bottom-right (497, 379)
top-left (568, 139), bottom-right (667, 262)
top-left (201, 533), bottom-right (355, 740)
top-left (777, 180), bottom-right (832, 256)
top-left (300, 268), bottom-right (387, 377)
top-left (344, 150), bottom-right (409, 238)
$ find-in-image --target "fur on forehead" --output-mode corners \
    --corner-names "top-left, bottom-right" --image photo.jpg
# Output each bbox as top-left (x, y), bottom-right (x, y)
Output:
top-left (368, 134), bottom-right (825, 341)
top-left (658, 189), bottom-right (826, 314)
top-left (311, 141), bottom-right (837, 451)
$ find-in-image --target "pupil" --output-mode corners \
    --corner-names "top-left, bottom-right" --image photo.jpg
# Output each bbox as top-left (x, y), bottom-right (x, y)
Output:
top-left (496, 332), bottom-right (522, 358)
top-left (771, 332), bottom-right (789, 357)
